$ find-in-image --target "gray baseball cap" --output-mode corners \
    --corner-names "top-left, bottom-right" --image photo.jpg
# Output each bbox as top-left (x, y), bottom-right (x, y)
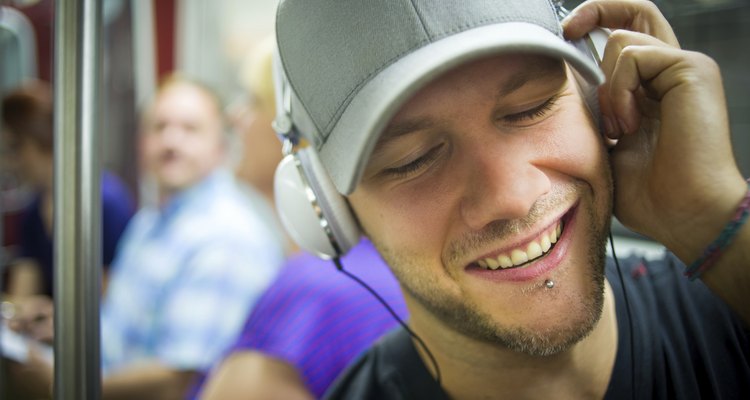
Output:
top-left (276, 0), bottom-right (604, 195)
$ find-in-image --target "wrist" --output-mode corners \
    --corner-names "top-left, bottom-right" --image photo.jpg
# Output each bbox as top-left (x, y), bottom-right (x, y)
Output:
top-left (665, 177), bottom-right (750, 270)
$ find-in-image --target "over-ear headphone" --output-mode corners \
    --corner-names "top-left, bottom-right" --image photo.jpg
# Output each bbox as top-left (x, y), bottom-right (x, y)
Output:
top-left (272, 52), bottom-right (360, 259)
top-left (556, 3), bottom-right (609, 128)
top-left (271, 4), bottom-right (609, 260)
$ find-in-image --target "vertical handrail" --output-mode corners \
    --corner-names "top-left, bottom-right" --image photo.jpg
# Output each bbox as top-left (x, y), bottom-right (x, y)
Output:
top-left (53, 0), bottom-right (102, 399)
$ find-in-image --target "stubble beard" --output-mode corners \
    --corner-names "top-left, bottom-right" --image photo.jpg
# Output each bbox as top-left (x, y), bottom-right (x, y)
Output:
top-left (373, 184), bottom-right (611, 357)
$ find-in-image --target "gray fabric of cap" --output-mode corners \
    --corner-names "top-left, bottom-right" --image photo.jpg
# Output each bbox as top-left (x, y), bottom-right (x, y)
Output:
top-left (276, 0), bottom-right (604, 195)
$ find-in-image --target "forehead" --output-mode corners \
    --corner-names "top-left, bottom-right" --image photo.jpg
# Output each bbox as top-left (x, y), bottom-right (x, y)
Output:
top-left (149, 83), bottom-right (222, 123)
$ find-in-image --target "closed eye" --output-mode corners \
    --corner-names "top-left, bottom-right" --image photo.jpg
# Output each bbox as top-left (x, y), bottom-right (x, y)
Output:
top-left (501, 94), bottom-right (560, 124)
top-left (382, 143), bottom-right (445, 179)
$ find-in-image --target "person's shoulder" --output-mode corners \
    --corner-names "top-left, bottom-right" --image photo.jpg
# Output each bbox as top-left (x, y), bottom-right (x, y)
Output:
top-left (608, 250), bottom-right (748, 338)
top-left (609, 251), bottom-right (708, 295)
top-left (606, 249), bottom-right (750, 398)
top-left (100, 172), bottom-right (135, 205)
top-left (197, 174), bottom-right (278, 235)
top-left (273, 240), bottom-right (401, 303)
top-left (254, 250), bottom-right (375, 314)
top-left (608, 252), bottom-right (695, 303)
top-left (323, 349), bottom-right (383, 400)
top-left (323, 328), bottom-right (402, 400)
top-left (324, 327), bottom-right (447, 400)
top-left (171, 175), bottom-right (279, 249)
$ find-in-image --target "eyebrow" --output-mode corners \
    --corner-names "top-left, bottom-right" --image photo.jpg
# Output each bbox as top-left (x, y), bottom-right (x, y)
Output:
top-left (496, 58), bottom-right (566, 98)
top-left (377, 58), bottom-right (565, 147)
top-left (379, 118), bottom-right (434, 143)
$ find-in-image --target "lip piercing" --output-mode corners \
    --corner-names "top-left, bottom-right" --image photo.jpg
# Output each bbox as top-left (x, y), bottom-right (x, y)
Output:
top-left (545, 279), bottom-right (555, 289)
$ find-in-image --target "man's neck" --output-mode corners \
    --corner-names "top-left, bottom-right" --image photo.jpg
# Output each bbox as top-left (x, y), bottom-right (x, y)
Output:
top-left (410, 281), bottom-right (618, 400)
top-left (157, 188), bottom-right (178, 208)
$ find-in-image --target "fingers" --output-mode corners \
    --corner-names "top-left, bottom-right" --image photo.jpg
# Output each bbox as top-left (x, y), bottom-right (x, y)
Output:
top-left (29, 318), bottom-right (54, 343)
top-left (562, 0), bottom-right (679, 47)
top-left (7, 296), bottom-right (54, 339)
top-left (609, 46), bottom-right (674, 136)
top-left (597, 29), bottom-right (673, 137)
top-left (605, 43), bottom-right (719, 136)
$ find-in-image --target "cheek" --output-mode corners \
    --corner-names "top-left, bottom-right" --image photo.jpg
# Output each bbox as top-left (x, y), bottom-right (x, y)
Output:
top-left (189, 134), bottom-right (223, 161)
top-left (549, 131), bottom-right (605, 174)
top-left (539, 104), bottom-right (609, 185)
top-left (540, 111), bottom-right (613, 221)
top-left (140, 136), bottom-right (160, 160)
top-left (354, 184), bottom-right (453, 257)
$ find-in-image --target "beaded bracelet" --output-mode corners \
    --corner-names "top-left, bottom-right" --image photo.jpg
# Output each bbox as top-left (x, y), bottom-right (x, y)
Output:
top-left (685, 178), bottom-right (750, 281)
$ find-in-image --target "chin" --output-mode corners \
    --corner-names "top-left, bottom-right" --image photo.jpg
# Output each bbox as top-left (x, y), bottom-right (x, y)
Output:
top-left (156, 177), bottom-right (190, 194)
top-left (499, 283), bottom-right (605, 357)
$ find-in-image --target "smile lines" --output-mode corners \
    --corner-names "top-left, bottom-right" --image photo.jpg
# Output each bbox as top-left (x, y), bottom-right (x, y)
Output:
top-left (476, 220), bottom-right (563, 270)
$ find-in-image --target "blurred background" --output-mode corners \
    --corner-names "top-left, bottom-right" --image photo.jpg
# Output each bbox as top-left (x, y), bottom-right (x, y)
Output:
top-left (1, 0), bottom-right (281, 269)
top-left (1, 0), bottom-right (749, 267)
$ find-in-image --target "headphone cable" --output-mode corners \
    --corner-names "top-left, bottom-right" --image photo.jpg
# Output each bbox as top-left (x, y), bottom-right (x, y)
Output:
top-left (332, 257), bottom-right (443, 386)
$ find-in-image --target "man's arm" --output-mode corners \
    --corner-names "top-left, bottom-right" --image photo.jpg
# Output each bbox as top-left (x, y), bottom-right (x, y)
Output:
top-left (564, 0), bottom-right (750, 322)
top-left (103, 364), bottom-right (197, 400)
top-left (199, 351), bottom-right (314, 400)
top-left (691, 213), bottom-right (750, 324)
top-left (6, 360), bottom-right (196, 400)
top-left (8, 304), bottom-right (195, 400)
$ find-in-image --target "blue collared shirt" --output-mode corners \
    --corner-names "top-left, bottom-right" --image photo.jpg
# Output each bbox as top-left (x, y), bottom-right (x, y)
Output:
top-left (100, 169), bottom-right (284, 374)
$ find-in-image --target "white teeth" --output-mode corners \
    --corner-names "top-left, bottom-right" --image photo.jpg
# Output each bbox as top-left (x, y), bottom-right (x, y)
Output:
top-left (476, 220), bottom-right (564, 270)
top-left (498, 255), bottom-right (513, 268)
top-left (510, 249), bottom-right (528, 265)
top-left (526, 242), bottom-right (542, 259)
top-left (540, 235), bottom-right (551, 252)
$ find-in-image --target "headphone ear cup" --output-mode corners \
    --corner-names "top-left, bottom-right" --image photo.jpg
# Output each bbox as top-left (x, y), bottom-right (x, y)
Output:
top-left (568, 27), bottom-right (609, 132)
top-left (274, 148), bottom-right (360, 259)
top-left (572, 68), bottom-right (601, 127)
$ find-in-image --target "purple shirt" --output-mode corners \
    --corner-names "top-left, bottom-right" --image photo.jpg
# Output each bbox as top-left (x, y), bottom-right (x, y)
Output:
top-left (19, 171), bottom-right (135, 296)
top-left (196, 238), bottom-right (407, 399)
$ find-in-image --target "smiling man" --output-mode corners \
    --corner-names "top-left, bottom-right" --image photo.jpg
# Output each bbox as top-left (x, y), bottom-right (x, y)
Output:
top-left (351, 53), bottom-right (612, 360)
top-left (272, 0), bottom-right (750, 399)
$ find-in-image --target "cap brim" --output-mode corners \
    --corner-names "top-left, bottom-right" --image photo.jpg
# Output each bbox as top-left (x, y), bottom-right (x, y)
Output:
top-left (320, 22), bottom-right (605, 195)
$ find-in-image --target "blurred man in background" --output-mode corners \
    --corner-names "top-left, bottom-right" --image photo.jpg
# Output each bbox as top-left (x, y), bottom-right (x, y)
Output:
top-left (7, 75), bottom-right (285, 400)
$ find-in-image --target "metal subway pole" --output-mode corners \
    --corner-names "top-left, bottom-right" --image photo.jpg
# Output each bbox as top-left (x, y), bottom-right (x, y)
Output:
top-left (53, 0), bottom-right (102, 399)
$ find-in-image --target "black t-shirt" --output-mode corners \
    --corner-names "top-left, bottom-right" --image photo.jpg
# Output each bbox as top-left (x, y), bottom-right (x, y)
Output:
top-left (324, 253), bottom-right (750, 399)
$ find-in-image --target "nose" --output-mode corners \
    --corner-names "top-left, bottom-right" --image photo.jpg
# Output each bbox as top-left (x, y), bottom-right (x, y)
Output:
top-left (159, 124), bottom-right (185, 147)
top-left (459, 139), bottom-right (551, 231)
